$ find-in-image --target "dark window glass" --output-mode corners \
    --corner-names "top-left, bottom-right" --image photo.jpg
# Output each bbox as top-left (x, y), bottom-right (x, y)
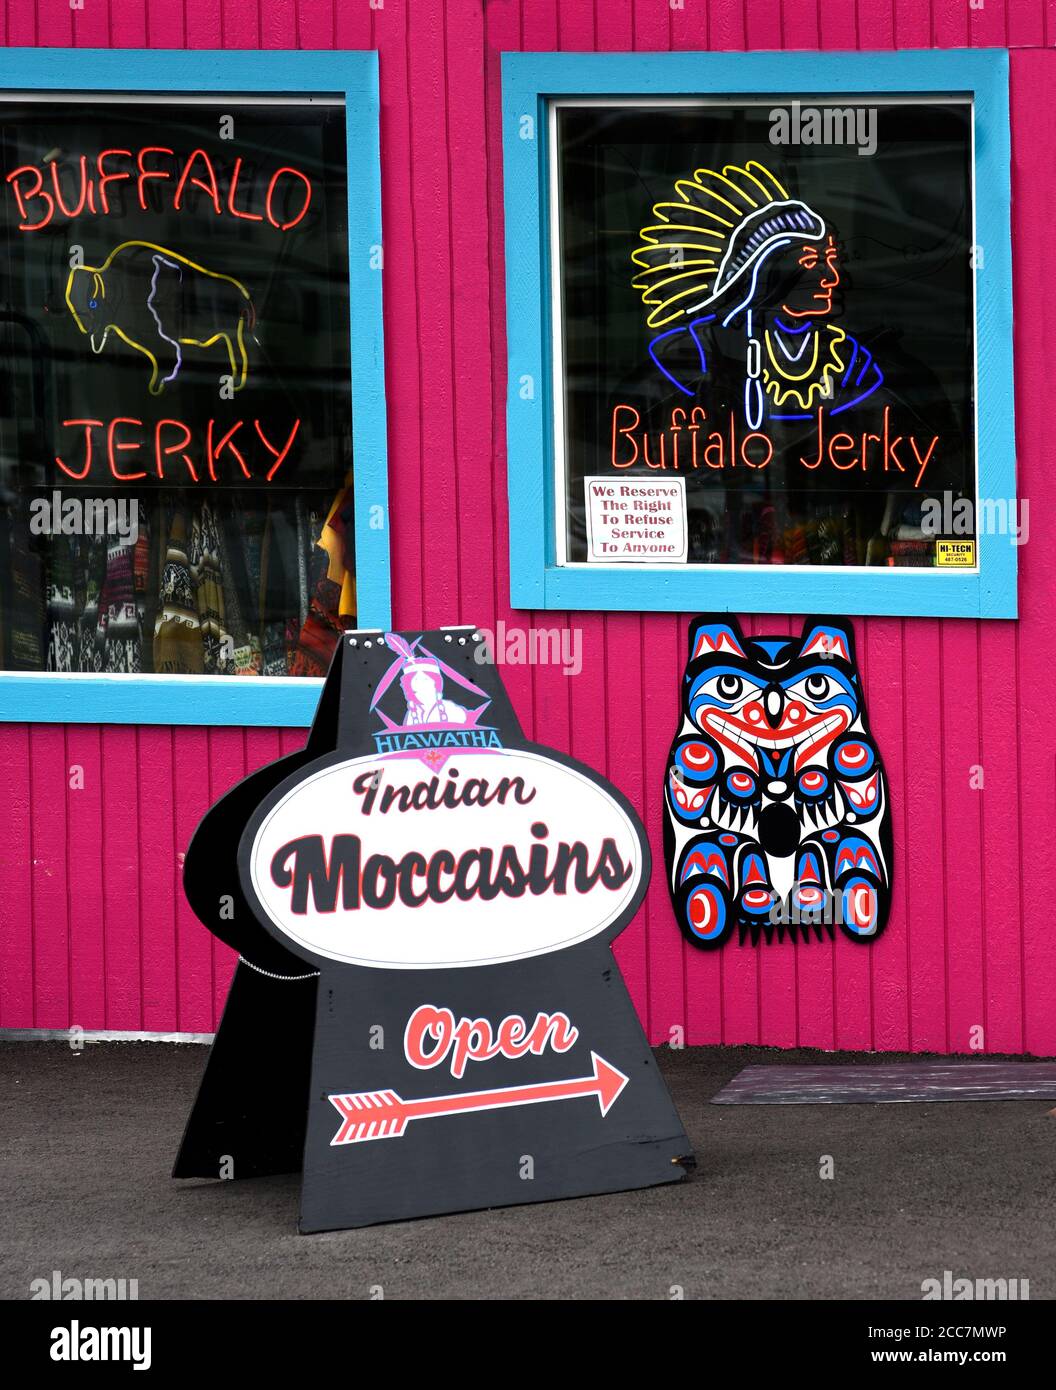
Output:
top-left (0, 96), bottom-right (354, 676)
top-left (556, 98), bottom-right (976, 570)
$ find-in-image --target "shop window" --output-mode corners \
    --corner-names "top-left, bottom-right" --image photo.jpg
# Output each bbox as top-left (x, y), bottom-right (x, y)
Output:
top-left (503, 50), bottom-right (1016, 617)
top-left (0, 51), bottom-right (389, 725)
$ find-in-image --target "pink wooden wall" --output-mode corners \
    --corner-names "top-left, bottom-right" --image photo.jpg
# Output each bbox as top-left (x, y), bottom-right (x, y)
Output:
top-left (1, 0), bottom-right (1053, 1055)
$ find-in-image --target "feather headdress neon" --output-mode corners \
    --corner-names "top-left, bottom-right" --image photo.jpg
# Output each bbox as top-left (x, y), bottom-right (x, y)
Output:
top-left (631, 161), bottom-right (826, 329)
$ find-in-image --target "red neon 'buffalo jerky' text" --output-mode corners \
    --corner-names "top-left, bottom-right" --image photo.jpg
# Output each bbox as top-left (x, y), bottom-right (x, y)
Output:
top-left (255, 418), bottom-right (301, 481)
top-left (54, 417), bottom-right (302, 483)
top-left (5, 147), bottom-right (313, 231)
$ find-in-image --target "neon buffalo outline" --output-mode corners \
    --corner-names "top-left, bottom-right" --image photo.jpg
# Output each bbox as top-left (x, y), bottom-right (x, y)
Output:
top-left (65, 240), bottom-right (254, 396)
top-left (631, 161), bottom-right (883, 427)
top-left (663, 614), bottom-right (893, 948)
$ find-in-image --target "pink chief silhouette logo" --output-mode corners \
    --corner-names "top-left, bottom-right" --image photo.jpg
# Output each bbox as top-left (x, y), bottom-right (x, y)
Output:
top-left (370, 632), bottom-right (496, 767)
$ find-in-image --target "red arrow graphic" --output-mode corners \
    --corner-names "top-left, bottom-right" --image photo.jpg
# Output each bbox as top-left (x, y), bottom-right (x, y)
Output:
top-left (328, 1051), bottom-right (629, 1145)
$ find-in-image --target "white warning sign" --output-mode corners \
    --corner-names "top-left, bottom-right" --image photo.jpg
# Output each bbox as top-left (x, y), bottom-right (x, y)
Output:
top-left (584, 477), bottom-right (688, 564)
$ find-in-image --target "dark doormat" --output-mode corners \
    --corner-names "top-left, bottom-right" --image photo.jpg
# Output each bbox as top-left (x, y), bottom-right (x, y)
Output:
top-left (710, 1061), bottom-right (1056, 1105)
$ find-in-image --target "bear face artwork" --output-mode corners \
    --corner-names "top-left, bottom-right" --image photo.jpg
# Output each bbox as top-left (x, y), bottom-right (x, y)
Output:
top-left (663, 615), bottom-right (892, 949)
top-left (65, 240), bottom-right (254, 396)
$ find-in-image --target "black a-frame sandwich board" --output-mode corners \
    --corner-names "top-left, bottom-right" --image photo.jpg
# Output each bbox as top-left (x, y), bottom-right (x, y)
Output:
top-left (176, 626), bottom-right (692, 1231)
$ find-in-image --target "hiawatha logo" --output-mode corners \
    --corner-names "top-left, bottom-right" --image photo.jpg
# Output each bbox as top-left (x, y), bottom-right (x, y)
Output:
top-left (328, 1002), bottom-right (628, 1144)
top-left (370, 631), bottom-right (501, 766)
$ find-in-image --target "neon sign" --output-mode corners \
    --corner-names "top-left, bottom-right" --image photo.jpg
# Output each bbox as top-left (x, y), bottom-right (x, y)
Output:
top-left (65, 241), bottom-right (254, 395)
top-left (552, 92), bottom-right (985, 579)
top-left (631, 160), bottom-right (886, 425)
top-left (54, 416), bottom-right (301, 483)
top-left (5, 147), bottom-right (312, 232)
top-left (610, 403), bottom-right (939, 488)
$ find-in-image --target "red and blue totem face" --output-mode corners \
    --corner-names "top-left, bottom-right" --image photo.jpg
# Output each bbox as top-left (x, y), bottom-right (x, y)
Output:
top-left (664, 615), bottom-right (893, 949)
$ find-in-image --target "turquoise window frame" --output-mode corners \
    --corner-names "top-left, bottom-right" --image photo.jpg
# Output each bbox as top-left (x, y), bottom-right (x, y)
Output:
top-left (0, 48), bottom-right (390, 727)
top-left (501, 48), bottom-right (1016, 619)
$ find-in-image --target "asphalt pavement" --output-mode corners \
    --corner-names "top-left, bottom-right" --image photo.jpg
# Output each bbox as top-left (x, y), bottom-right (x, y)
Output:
top-left (1, 1041), bottom-right (1052, 1300)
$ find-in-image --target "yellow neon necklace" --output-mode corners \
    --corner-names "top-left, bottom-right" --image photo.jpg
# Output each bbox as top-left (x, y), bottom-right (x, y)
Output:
top-left (763, 324), bottom-right (847, 409)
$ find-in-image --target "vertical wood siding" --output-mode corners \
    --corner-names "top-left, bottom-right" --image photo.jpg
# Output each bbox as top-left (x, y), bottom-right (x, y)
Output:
top-left (0, 0), bottom-right (1052, 1053)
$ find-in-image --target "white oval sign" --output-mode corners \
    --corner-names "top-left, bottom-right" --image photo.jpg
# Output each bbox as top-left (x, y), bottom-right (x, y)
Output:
top-left (247, 749), bottom-right (643, 969)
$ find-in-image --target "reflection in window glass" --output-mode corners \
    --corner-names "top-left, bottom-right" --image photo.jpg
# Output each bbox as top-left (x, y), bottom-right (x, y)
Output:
top-left (0, 97), bottom-right (353, 675)
top-left (555, 98), bottom-right (976, 569)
